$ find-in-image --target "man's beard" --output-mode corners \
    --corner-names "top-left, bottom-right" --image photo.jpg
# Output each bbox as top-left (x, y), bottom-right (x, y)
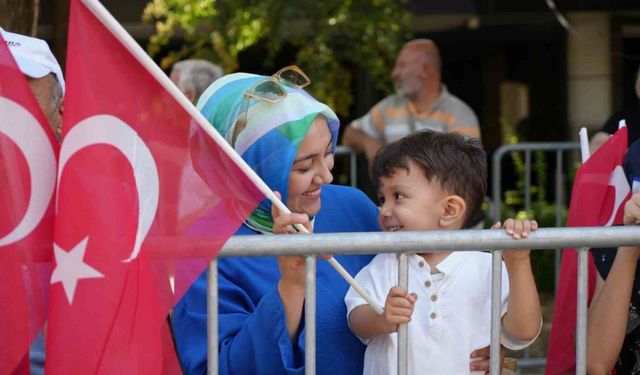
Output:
top-left (396, 83), bottom-right (418, 100)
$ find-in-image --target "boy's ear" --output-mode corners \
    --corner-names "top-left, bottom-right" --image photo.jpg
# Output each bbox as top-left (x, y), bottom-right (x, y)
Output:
top-left (439, 195), bottom-right (466, 228)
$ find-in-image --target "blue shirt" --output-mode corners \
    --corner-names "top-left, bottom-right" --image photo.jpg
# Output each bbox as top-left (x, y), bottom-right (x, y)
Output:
top-left (172, 185), bottom-right (380, 375)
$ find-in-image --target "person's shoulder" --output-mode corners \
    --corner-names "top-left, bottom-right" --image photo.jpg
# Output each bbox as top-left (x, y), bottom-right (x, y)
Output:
top-left (370, 253), bottom-right (396, 267)
top-left (456, 251), bottom-right (494, 271)
top-left (359, 253), bottom-right (397, 277)
top-left (440, 90), bottom-right (476, 115)
top-left (375, 93), bottom-right (406, 110)
top-left (317, 185), bottom-right (380, 232)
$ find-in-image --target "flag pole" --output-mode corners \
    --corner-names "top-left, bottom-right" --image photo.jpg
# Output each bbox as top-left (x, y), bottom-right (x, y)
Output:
top-left (579, 127), bottom-right (589, 163)
top-left (79, 0), bottom-right (383, 314)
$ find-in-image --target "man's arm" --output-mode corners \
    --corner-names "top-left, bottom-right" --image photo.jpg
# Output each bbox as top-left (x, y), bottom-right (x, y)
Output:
top-left (342, 125), bottom-right (383, 164)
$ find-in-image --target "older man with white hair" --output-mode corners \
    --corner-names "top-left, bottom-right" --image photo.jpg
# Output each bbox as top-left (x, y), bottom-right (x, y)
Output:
top-left (343, 39), bottom-right (480, 164)
top-left (170, 59), bottom-right (223, 103)
top-left (2, 28), bottom-right (65, 137)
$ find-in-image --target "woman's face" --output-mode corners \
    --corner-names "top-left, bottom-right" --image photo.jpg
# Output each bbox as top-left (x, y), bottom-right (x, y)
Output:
top-left (286, 116), bottom-right (334, 216)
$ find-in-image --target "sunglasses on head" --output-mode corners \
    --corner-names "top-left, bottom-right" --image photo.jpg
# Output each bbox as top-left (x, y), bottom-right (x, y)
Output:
top-left (231, 66), bottom-right (310, 146)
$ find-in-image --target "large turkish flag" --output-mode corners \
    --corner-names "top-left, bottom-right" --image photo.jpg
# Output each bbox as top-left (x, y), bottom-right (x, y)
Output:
top-left (45, 0), bottom-right (264, 373)
top-left (0, 32), bottom-right (57, 374)
top-left (546, 126), bottom-right (629, 374)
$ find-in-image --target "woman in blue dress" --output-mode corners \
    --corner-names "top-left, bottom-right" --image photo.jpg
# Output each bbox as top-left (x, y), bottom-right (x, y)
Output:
top-left (172, 67), bottom-right (497, 374)
top-left (172, 68), bottom-right (379, 375)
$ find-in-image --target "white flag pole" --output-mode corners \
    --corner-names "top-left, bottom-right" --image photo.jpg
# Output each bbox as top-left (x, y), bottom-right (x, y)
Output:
top-left (79, 0), bottom-right (383, 314)
top-left (619, 119), bottom-right (627, 130)
top-left (579, 127), bottom-right (590, 163)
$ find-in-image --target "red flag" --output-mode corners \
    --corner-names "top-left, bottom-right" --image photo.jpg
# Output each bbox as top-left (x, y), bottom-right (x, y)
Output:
top-left (45, 0), bottom-right (264, 373)
top-left (0, 34), bottom-right (57, 373)
top-left (546, 127), bottom-right (630, 375)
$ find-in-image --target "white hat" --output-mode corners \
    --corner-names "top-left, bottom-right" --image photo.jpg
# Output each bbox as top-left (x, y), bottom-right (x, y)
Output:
top-left (1, 28), bottom-right (65, 94)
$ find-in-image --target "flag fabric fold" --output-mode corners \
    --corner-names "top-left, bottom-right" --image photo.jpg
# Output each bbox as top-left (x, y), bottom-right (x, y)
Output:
top-left (546, 126), bottom-right (630, 374)
top-left (0, 33), bottom-right (58, 375)
top-left (45, 0), bottom-right (264, 373)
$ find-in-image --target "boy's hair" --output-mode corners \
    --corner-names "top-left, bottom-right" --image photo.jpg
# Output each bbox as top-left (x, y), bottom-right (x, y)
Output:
top-left (370, 130), bottom-right (487, 227)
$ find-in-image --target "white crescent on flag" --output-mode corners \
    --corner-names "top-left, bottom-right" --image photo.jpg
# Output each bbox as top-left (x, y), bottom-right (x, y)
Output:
top-left (57, 114), bottom-right (159, 262)
top-left (605, 165), bottom-right (631, 227)
top-left (0, 97), bottom-right (56, 247)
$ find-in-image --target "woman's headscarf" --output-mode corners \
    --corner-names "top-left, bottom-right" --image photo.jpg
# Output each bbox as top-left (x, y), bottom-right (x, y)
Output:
top-left (197, 72), bottom-right (340, 233)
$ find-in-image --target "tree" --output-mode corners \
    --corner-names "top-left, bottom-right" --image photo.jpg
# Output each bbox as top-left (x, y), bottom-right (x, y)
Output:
top-left (143, 0), bottom-right (411, 115)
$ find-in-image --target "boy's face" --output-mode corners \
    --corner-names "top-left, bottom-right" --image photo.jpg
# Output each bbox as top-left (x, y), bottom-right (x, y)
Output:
top-left (377, 159), bottom-right (450, 232)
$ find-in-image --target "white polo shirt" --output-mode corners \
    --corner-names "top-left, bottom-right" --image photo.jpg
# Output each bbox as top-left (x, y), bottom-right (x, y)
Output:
top-left (345, 252), bottom-right (532, 375)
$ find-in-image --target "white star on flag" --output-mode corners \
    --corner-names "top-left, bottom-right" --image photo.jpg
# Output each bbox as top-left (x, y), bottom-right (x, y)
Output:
top-left (51, 237), bottom-right (104, 304)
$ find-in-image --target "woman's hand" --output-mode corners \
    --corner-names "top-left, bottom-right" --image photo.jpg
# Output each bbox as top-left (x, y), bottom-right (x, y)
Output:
top-left (270, 191), bottom-right (311, 341)
top-left (623, 192), bottom-right (640, 226)
top-left (470, 345), bottom-right (506, 373)
top-left (271, 191), bottom-right (312, 289)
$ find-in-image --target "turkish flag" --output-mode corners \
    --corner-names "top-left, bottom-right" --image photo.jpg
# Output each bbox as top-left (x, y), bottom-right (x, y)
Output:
top-left (0, 34), bottom-right (57, 374)
top-left (45, 0), bottom-right (264, 373)
top-left (546, 126), bottom-right (629, 375)
top-left (0, 32), bottom-right (57, 374)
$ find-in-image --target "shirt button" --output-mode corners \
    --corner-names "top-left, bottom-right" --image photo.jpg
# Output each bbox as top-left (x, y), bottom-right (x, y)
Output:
top-left (424, 280), bottom-right (431, 288)
top-left (431, 294), bottom-right (438, 302)
top-left (430, 312), bottom-right (437, 319)
top-left (418, 261), bottom-right (424, 268)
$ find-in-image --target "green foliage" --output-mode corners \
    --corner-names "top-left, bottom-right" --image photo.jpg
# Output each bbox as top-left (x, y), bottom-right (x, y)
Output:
top-left (143, 0), bottom-right (412, 115)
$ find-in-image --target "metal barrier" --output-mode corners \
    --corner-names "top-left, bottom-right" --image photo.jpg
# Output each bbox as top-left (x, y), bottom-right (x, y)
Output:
top-left (492, 142), bottom-right (581, 369)
top-left (492, 141), bottom-right (580, 272)
top-left (206, 226), bottom-right (640, 375)
top-left (335, 145), bottom-right (358, 188)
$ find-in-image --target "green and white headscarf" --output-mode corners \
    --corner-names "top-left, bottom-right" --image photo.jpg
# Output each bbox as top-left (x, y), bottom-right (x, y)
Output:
top-left (197, 72), bottom-right (340, 233)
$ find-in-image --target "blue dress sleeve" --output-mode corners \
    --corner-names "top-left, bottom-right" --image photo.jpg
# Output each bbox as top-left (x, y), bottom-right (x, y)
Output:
top-left (173, 260), bottom-right (303, 375)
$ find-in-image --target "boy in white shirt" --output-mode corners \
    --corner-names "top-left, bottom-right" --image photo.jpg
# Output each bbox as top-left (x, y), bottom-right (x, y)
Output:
top-left (344, 130), bottom-right (542, 374)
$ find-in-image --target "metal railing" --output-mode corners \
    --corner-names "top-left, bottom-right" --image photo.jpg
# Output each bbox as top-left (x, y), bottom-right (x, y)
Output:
top-left (207, 226), bottom-right (640, 375)
top-left (492, 141), bottom-right (580, 273)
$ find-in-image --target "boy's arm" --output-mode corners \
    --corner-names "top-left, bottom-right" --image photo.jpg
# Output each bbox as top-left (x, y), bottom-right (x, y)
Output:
top-left (587, 193), bottom-right (640, 375)
top-left (501, 254), bottom-right (542, 342)
top-left (348, 287), bottom-right (417, 340)
top-left (494, 219), bottom-right (542, 343)
top-left (349, 305), bottom-right (395, 340)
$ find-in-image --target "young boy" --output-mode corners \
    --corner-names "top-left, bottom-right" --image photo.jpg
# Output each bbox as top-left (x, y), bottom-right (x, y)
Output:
top-left (345, 130), bottom-right (542, 374)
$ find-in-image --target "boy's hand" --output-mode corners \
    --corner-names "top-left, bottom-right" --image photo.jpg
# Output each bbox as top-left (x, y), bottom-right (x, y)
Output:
top-left (492, 218), bottom-right (538, 264)
top-left (383, 286), bottom-right (418, 332)
top-left (491, 218), bottom-right (538, 239)
top-left (623, 193), bottom-right (640, 226)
